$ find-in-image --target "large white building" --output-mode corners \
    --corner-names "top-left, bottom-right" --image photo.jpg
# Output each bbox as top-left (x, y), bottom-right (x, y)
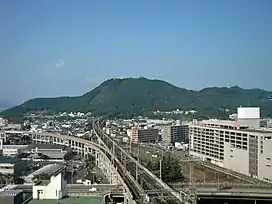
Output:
top-left (189, 107), bottom-right (272, 183)
top-left (33, 172), bottom-right (68, 200)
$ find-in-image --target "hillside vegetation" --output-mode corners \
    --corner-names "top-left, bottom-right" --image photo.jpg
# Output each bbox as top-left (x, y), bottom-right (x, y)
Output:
top-left (1, 77), bottom-right (272, 120)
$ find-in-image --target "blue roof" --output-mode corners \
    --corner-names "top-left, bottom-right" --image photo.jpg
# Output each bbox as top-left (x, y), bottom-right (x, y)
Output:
top-left (0, 156), bottom-right (20, 164)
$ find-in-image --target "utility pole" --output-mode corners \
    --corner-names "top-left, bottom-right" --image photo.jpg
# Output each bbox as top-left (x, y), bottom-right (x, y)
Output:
top-left (159, 149), bottom-right (164, 180)
top-left (136, 144), bottom-right (140, 181)
top-left (111, 142), bottom-right (115, 165)
top-left (71, 163), bottom-right (74, 184)
top-left (217, 172), bottom-right (220, 189)
top-left (189, 163), bottom-right (192, 186)
top-left (204, 170), bottom-right (206, 183)
top-left (124, 153), bottom-right (127, 173)
top-left (159, 159), bottom-right (162, 180)
top-left (129, 139), bottom-right (132, 154)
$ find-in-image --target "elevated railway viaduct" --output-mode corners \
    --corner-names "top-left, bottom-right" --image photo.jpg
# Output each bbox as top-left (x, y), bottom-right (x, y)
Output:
top-left (0, 120), bottom-right (189, 204)
top-left (0, 129), bottom-right (138, 204)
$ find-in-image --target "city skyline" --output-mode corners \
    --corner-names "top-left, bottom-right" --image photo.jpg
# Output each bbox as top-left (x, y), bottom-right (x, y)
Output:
top-left (0, 0), bottom-right (272, 104)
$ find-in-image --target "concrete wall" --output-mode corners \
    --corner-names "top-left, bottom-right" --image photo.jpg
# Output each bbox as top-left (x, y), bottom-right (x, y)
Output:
top-left (0, 192), bottom-right (23, 204)
top-left (223, 142), bottom-right (249, 175)
top-left (258, 138), bottom-right (272, 182)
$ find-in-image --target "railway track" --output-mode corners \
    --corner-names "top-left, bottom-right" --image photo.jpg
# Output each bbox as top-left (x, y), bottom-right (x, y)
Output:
top-left (202, 162), bottom-right (265, 184)
top-left (93, 119), bottom-right (189, 204)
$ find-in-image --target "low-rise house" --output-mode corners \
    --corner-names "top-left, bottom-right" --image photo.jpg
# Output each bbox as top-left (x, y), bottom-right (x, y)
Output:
top-left (32, 173), bottom-right (68, 200)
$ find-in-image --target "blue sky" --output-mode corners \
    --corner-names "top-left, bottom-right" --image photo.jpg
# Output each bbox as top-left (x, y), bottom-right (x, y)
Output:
top-left (0, 0), bottom-right (271, 105)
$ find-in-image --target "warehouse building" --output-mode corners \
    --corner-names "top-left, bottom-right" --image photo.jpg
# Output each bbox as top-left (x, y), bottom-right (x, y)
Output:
top-left (28, 144), bottom-right (71, 162)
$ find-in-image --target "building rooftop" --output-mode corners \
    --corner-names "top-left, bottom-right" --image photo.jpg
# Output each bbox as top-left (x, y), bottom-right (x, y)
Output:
top-left (0, 190), bottom-right (22, 197)
top-left (29, 144), bottom-right (66, 150)
top-left (2, 145), bottom-right (28, 150)
top-left (31, 151), bottom-right (66, 160)
top-left (27, 196), bottom-right (104, 204)
top-left (192, 123), bottom-right (272, 135)
top-left (0, 156), bottom-right (20, 164)
top-left (25, 164), bottom-right (63, 180)
top-left (201, 119), bottom-right (248, 127)
top-left (39, 180), bottom-right (50, 186)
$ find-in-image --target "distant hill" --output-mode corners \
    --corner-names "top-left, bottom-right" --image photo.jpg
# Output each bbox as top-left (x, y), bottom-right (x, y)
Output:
top-left (1, 77), bottom-right (272, 120)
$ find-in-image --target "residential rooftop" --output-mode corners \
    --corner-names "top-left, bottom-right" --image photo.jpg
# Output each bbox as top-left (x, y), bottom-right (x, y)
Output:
top-left (2, 145), bottom-right (28, 149)
top-left (0, 190), bottom-right (22, 196)
top-left (0, 156), bottom-right (20, 164)
top-left (27, 196), bottom-right (104, 204)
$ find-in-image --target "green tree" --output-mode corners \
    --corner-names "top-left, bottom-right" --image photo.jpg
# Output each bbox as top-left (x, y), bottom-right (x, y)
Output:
top-left (151, 155), bottom-right (184, 183)
top-left (64, 151), bottom-right (77, 161)
top-left (32, 173), bottom-right (50, 183)
top-left (37, 153), bottom-right (50, 160)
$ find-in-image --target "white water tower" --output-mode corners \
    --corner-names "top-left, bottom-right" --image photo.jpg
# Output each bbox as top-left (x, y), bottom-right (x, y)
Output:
top-left (237, 107), bottom-right (260, 128)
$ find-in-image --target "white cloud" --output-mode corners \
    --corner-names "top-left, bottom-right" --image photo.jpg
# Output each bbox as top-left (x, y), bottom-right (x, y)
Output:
top-left (55, 59), bottom-right (65, 68)
top-left (43, 58), bottom-right (65, 80)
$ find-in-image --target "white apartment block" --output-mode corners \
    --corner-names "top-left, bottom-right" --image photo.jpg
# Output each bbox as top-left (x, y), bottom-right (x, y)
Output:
top-left (189, 107), bottom-right (272, 183)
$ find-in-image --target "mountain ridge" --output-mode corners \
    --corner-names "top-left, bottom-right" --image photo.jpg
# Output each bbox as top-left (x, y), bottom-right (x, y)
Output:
top-left (1, 77), bottom-right (272, 120)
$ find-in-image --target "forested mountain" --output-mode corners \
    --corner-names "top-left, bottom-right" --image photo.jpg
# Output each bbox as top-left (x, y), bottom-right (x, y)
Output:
top-left (1, 77), bottom-right (272, 120)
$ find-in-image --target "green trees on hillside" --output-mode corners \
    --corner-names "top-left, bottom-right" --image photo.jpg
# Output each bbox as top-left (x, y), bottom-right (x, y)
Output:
top-left (2, 77), bottom-right (272, 121)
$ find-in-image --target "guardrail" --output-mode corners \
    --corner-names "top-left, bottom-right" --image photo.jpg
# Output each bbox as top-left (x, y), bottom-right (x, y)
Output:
top-left (169, 182), bottom-right (272, 189)
top-left (203, 163), bottom-right (265, 184)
